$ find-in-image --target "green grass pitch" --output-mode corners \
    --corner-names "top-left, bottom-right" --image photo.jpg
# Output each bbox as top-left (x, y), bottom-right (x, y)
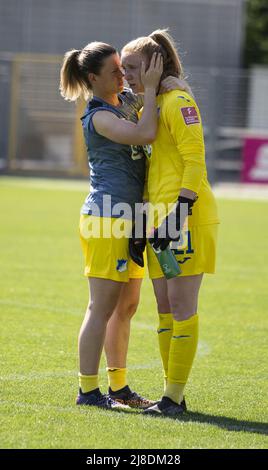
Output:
top-left (0, 177), bottom-right (267, 449)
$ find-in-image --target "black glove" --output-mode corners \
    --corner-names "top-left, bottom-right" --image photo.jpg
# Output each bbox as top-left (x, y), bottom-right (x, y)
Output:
top-left (129, 212), bottom-right (147, 267)
top-left (149, 196), bottom-right (196, 251)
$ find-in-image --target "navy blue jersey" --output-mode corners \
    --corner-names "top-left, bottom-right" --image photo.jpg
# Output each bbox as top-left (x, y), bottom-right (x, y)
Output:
top-left (81, 89), bottom-right (145, 219)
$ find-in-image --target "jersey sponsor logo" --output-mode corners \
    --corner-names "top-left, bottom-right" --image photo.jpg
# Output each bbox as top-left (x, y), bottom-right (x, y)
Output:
top-left (116, 259), bottom-right (128, 272)
top-left (177, 95), bottom-right (191, 103)
top-left (178, 257), bottom-right (191, 264)
top-left (180, 106), bottom-right (200, 125)
top-left (143, 144), bottom-right (152, 159)
top-left (131, 145), bottom-right (144, 160)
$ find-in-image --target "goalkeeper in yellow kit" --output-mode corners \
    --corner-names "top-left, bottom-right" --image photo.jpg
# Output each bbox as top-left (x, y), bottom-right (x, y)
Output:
top-left (122, 29), bottom-right (220, 416)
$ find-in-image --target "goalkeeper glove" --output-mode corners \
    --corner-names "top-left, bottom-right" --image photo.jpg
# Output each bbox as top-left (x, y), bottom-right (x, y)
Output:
top-left (149, 196), bottom-right (196, 251)
top-left (129, 211), bottom-right (147, 267)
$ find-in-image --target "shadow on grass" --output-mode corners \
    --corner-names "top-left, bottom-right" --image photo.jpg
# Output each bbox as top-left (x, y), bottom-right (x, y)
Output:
top-left (145, 410), bottom-right (268, 436)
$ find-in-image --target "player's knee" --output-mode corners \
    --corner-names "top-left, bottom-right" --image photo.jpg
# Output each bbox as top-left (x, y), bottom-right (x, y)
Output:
top-left (119, 299), bottom-right (139, 319)
top-left (172, 310), bottom-right (195, 322)
top-left (154, 293), bottom-right (170, 313)
top-left (87, 300), bottom-right (114, 322)
top-left (156, 299), bottom-right (171, 313)
top-left (169, 296), bottom-right (196, 321)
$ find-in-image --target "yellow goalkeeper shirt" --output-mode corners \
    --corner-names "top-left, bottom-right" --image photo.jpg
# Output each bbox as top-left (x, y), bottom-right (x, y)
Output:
top-left (147, 90), bottom-right (219, 227)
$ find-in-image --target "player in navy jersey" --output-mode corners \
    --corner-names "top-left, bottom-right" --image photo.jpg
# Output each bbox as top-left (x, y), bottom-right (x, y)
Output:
top-left (60, 42), bottom-right (163, 409)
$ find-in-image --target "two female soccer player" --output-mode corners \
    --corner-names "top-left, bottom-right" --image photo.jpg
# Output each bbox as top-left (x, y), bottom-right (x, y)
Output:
top-left (60, 29), bottom-right (219, 416)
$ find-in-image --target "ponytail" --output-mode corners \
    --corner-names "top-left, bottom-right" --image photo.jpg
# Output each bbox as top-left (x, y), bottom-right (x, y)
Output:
top-left (60, 49), bottom-right (89, 101)
top-left (149, 28), bottom-right (184, 79)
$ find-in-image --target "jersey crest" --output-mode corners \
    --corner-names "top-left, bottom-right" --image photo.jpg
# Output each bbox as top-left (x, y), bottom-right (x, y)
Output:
top-left (116, 259), bottom-right (128, 272)
top-left (180, 107), bottom-right (200, 125)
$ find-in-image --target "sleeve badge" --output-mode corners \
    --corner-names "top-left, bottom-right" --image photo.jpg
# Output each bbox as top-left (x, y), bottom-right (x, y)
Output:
top-left (180, 107), bottom-right (200, 125)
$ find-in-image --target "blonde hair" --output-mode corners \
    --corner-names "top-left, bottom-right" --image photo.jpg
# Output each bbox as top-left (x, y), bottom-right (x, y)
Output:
top-left (122, 28), bottom-right (184, 80)
top-left (60, 42), bottom-right (117, 101)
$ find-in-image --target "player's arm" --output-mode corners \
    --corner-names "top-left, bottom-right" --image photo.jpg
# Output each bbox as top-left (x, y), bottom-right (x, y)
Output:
top-left (149, 97), bottom-right (203, 250)
top-left (179, 187), bottom-right (197, 201)
top-left (159, 77), bottom-right (194, 97)
top-left (92, 107), bottom-right (155, 145)
top-left (168, 97), bottom-right (205, 195)
top-left (93, 53), bottom-right (163, 145)
top-left (132, 77), bottom-right (193, 110)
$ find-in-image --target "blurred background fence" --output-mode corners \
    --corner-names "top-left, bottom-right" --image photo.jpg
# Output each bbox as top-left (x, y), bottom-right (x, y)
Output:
top-left (0, 54), bottom-right (86, 176)
top-left (0, 0), bottom-right (268, 184)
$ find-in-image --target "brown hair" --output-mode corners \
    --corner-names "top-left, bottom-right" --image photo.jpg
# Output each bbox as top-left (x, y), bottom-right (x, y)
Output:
top-left (122, 28), bottom-right (184, 80)
top-left (60, 42), bottom-right (117, 101)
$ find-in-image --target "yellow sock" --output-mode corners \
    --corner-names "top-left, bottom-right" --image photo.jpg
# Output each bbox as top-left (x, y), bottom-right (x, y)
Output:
top-left (165, 314), bottom-right (199, 404)
top-left (78, 373), bottom-right (99, 393)
top-left (107, 367), bottom-right (127, 392)
top-left (157, 313), bottom-right (173, 387)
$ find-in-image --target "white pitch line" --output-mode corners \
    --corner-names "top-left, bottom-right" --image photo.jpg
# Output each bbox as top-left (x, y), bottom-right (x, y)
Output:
top-left (0, 362), bottom-right (160, 382)
top-left (1, 401), bottom-right (266, 436)
top-left (0, 299), bottom-right (82, 316)
top-left (0, 400), bottom-right (127, 418)
top-left (0, 298), bottom-right (212, 355)
top-left (0, 177), bottom-right (89, 192)
top-left (213, 183), bottom-right (268, 202)
top-left (0, 341), bottom-right (210, 382)
top-left (0, 401), bottom-right (266, 436)
top-left (197, 341), bottom-right (211, 357)
top-left (1, 177), bottom-right (268, 201)
top-left (0, 400), bottom-right (79, 414)
top-left (132, 320), bottom-right (154, 331)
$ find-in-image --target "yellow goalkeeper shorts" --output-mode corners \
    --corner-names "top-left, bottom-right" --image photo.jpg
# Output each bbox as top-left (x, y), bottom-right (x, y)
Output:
top-left (147, 224), bottom-right (219, 279)
top-left (79, 215), bottom-right (145, 282)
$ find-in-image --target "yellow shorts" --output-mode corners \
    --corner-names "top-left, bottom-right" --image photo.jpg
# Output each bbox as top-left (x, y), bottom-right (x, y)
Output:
top-left (79, 215), bottom-right (145, 282)
top-left (147, 224), bottom-right (219, 279)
